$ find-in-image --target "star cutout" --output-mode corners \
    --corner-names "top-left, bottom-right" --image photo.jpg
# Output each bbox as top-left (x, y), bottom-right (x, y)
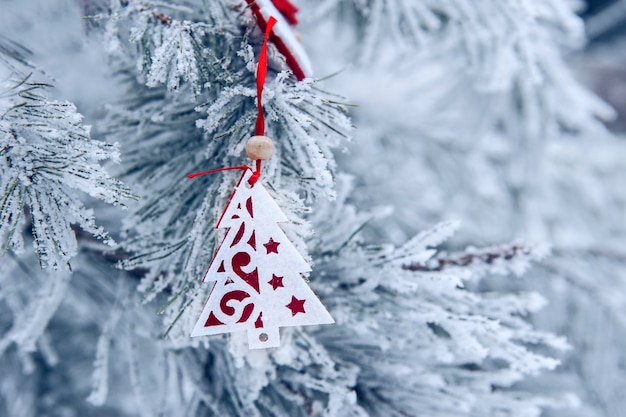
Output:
top-left (268, 274), bottom-right (284, 290)
top-left (286, 296), bottom-right (306, 316)
top-left (263, 237), bottom-right (280, 254)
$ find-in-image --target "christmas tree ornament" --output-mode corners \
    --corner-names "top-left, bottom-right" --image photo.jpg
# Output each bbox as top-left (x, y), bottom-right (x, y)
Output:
top-left (188, 16), bottom-right (333, 349)
top-left (190, 167), bottom-right (334, 348)
top-left (244, 0), bottom-right (313, 81)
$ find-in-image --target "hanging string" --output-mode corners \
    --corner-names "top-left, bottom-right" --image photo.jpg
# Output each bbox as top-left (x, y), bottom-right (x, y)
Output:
top-left (188, 16), bottom-right (277, 186)
top-left (187, 166), bottom-right (251, 179)
top-left (254, 16), bottom-right (276, 137)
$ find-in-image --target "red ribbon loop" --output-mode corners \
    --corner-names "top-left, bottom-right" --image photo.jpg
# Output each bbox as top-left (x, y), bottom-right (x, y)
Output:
top-left (189, 16), bottom-right (277, 186)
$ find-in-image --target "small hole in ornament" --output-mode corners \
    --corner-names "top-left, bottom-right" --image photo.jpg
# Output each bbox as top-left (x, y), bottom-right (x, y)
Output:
top-left (259, 333), bottom-right (268, 342)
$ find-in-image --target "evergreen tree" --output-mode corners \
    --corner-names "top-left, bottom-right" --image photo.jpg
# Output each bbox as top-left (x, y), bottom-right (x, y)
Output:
top-left (0, 1), bottom-right (622, 416)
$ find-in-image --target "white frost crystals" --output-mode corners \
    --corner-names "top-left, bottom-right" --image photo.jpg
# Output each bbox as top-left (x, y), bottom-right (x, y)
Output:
top-left (0, 54), bottom-right (134, 270)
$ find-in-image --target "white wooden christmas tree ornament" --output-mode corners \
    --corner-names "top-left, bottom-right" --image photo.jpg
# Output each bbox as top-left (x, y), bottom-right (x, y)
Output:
top-left (191, 169), bottom-right (334, 348)
top-left (190, 14), bottom-right (331, 349)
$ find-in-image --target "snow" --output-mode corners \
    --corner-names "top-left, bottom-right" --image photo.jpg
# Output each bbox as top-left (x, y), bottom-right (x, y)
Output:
top-left (0, 0), bottom-right (624, 417)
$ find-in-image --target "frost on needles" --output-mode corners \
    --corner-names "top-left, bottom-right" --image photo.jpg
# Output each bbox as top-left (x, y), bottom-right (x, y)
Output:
top-left (102, 0), bottom-right (350, 336)
top-left (0, 39), bottom-right (133, 270)
top-left (0, 1), bottom-right (586, 417)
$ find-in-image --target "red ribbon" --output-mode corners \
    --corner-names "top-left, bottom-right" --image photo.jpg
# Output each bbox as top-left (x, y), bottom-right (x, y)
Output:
top-left (255, 16), bottom-right (276, 137)
top-left (188, 16), bottom-right (277, 186)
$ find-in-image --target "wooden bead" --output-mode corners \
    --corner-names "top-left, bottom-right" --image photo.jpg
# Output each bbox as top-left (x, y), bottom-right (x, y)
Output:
top-left (246, 135), bottom-right (275, 160)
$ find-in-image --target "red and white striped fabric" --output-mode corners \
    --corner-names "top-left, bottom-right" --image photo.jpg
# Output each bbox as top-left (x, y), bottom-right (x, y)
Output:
top-left (244, 0), bottom-right (313, 81)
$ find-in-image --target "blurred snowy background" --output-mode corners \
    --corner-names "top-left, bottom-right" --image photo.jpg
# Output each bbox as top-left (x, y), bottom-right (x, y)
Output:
top-left (1, 0), bottom-right (626, 416)
top-left (581, 0), bottom-right (626, 132)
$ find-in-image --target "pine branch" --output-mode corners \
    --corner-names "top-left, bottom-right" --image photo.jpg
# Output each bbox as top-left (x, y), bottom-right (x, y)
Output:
top-left (402, 243), bottom-right (549, 276)
top-left (0, 47), bottom-right (135, 270)
top-left (0, 2), bottom-right (592, 417)
top-left (97, 1), bottom-right (350, 343)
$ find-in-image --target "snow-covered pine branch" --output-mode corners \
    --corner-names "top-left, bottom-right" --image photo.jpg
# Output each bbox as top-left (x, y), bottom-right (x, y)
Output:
top-left (306, 0), bottom-right (615, 243)
top-left (314, 0), bottom-right (583, 84)
top-left (308, 0), bottom-right (612, 161)
top-left (299, 177), bottom-right (571, 417)
top-left (305, 1), bottom-right (626, 415)
top-left (0, 43), bottom-right (134, 270)
top-left (1, 174), bottom-right (565, 417)
top-left (0, 1), bottom-right (592, 416)
top-left (92, 3), bottom-right (570, 413)
top-left (100, 0), bottom-right (350, 340)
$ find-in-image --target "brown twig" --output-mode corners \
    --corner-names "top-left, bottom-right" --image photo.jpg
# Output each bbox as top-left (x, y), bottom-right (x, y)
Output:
top-left (402, 245), bottom-right (532, 272)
